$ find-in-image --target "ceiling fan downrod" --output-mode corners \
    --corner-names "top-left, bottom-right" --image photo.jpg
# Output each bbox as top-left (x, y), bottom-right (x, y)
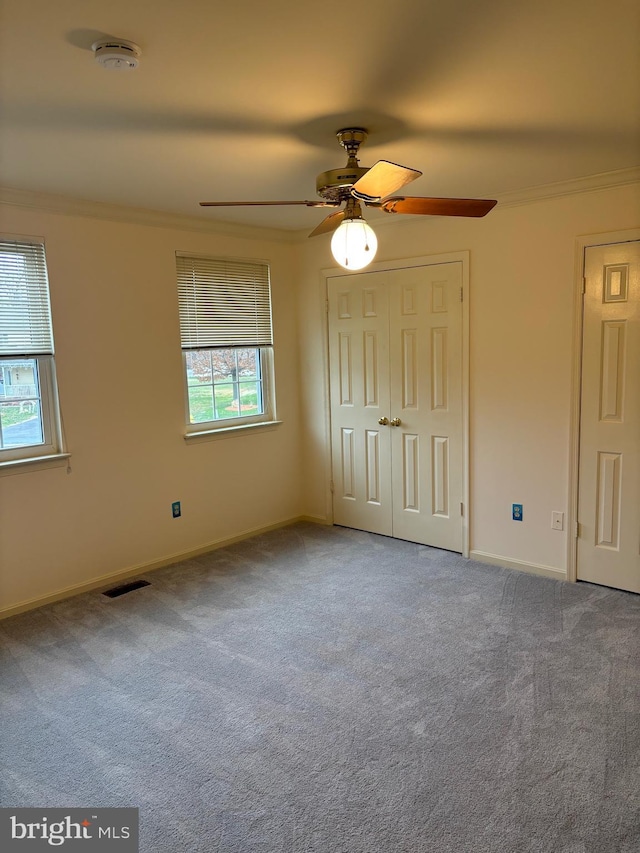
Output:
top-left (336, 128), bottom-right (368, 166)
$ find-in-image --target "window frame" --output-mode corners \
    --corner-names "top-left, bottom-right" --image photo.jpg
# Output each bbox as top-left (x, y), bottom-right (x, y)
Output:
top-left (0, 356), bottom-right (62, 461)
top-left (182, 346), bottom-right (276, 435)
top-left (176, 253), bottom-right (277, 437)
top-left (0, 237), bottom-right (65, 468)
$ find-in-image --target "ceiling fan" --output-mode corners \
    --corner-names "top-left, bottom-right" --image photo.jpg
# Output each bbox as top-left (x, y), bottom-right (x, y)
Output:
top-left (200, 128), bottom-right (497, 270)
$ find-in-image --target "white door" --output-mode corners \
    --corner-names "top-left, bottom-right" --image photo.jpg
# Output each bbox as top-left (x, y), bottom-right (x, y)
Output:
top-left (328, 262), bottom-right (464, 551)
top-left (328, 271), bottom-right (393, 537)
top-left (577, 240), bottom-right (640, 593)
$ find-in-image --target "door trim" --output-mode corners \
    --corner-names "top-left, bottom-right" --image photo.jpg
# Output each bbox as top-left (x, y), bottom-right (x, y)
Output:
top-left (567, 228), bottom-right (640, 583)
top-left (321, 251), bottom-right (470, 557)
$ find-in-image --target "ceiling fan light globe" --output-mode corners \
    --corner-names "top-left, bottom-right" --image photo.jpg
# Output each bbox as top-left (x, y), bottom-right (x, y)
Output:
top-left (330, 219), bottom-right (378, 271)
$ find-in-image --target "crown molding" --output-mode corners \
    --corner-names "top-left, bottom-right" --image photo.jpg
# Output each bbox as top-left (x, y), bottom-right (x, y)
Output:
top-left (2, 166), bottom-right (638, 242)
top-left (491, 165), bottom-right (640, 209)
top-left (0, 186), bottom-right (296, 243)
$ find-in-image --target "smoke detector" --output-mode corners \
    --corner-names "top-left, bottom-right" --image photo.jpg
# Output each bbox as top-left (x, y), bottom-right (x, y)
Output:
top-left (92, 39), bottom-right (141, 70)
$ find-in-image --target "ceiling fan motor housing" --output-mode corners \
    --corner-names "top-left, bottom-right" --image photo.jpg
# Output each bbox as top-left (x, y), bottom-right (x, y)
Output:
top-left (316, 166), bottom-right (370, 202)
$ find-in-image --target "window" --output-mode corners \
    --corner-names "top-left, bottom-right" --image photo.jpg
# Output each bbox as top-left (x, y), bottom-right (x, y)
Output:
top-left (176, 253), bottom-right (275, 433)
top-left (0, 237), bottom-right (63, 463)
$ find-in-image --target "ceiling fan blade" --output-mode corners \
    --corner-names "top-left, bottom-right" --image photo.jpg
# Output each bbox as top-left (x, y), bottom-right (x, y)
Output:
top-left (351, 160), bottom-right (422, 202)
top-left (378, 197), bottom-right (497, 217)
top-left (308, 210), bottom-right (346, 238)
top-left (199, 200), bottom-right (339, 207)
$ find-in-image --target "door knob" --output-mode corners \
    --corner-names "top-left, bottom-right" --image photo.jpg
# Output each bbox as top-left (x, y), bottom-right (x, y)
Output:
top-left (390, 417), bottom-right (402, 427)
top-left (378, 417), bottom-right (389, 425)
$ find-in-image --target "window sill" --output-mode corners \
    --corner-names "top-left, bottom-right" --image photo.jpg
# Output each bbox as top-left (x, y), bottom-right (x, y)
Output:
top-left (0, 452), bottom-right (71, 476)
top-left (184, 420), bottom-right (282, 442)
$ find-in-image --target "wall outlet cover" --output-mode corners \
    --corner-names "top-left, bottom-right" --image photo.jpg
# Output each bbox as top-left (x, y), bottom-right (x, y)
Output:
top-left (512, 503), bottom-right (523, 521)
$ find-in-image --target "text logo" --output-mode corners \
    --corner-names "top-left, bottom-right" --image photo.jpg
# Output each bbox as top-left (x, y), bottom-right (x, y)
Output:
top-left (0, 809), bottom-right (138, 851)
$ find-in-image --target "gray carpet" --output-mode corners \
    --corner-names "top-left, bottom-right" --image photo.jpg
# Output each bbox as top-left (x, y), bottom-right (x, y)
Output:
top-left (1, 522), bottom-right (639, 852)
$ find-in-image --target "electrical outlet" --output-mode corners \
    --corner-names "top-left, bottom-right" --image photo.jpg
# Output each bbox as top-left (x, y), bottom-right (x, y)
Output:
top-left (171, 501), bottom-right (181, 518)
top-left (551, 511), bottom-right (564, 531)
top-left (512, 503), bottom-right (523, 522)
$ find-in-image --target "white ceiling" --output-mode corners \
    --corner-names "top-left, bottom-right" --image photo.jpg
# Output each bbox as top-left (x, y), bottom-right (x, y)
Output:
top-left (1, 0), bottom-right (639, 231)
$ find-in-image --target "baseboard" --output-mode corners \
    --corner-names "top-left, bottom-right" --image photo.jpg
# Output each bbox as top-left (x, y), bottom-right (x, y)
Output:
top-left (0, 515), bottom-right (321, 620)
top-left (469, 550), bottom-right (567, 581)
top-left (298, 514), bottom-right (332, 525)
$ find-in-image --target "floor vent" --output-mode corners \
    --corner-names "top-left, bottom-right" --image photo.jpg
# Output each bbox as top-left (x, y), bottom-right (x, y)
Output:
top-left (102, 579), bottom-right (151, 598)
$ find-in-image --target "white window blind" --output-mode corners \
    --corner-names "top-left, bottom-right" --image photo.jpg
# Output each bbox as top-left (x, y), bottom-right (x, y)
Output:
top-left (176, 254), bottom-right (273, 349)
top-left (0, 239), bottom-right (54, 356)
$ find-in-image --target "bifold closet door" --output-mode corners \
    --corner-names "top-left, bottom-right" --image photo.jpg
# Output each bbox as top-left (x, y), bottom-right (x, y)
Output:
top-left (328, 262), bottom-right (463, 551)
top-left (387, 263), bottom-right (463, 552)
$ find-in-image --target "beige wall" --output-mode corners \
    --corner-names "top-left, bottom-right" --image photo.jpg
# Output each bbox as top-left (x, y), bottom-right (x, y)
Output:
top-left (296, 183), bottom-right (640, 575)
top-left (1, 181), bottom-right (638, 613)
top-left (0, 205), bottom-right (303, 613)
